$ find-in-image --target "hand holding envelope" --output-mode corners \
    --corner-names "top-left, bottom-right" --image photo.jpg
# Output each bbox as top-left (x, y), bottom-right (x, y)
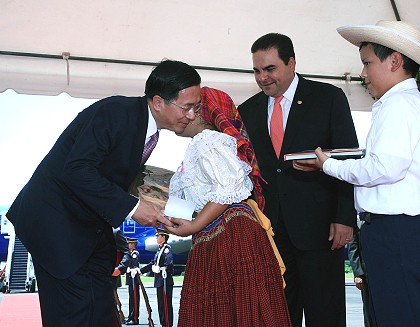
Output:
top-left (163, 197), bottom-right (195, 220)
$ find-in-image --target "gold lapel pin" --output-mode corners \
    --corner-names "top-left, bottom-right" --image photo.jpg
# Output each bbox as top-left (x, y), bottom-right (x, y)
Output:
top-left (297, 100), bottom-right (303, 105)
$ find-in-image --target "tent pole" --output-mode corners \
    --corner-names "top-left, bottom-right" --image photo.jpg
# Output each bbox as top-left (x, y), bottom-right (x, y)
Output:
top-left (0, 50), bottom-right (362, 82)
top-left (389, 0), bottom-right (401, 20)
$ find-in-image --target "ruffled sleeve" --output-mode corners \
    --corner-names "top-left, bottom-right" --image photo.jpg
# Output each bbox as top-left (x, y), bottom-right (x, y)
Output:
top-left (198, 139), bottom-right (252, 205)
top-left (169, 130), bottom-right (252, 212)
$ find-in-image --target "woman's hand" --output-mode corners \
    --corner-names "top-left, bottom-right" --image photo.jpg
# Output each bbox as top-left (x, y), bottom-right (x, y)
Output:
top-left (164, 202), bottom-right (229, 237)
top-left (165, 217), bottom-right (197, 237)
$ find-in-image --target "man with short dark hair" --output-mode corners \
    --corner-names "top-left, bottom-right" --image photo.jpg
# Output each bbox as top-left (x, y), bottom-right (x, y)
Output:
top-left (6, 60), bottom-right (201, 327)
top-left (238, 33), bottom-right (358, 327)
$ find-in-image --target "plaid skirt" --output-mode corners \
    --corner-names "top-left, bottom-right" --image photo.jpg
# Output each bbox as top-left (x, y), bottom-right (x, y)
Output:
top-left (177, 203), bottom-right (292, 327)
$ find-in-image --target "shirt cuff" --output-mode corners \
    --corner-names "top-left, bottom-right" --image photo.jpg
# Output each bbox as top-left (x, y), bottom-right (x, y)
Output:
top-left (126, 199), bottom-right (140, 220)
top-left (322, 158), bottom-right (336, 177)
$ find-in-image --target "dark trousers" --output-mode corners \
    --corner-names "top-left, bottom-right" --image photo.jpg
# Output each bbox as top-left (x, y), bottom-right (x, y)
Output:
top-left (276, 221), bottom-right (346, 327)
top-left (361, 214), bottom-right (420, 327)
top-left (127, 280), bottom-right (140, 323)
top-left (33, 231), bottom-right (116, 327)
top-left (157, 284), bottom-right (173, 327)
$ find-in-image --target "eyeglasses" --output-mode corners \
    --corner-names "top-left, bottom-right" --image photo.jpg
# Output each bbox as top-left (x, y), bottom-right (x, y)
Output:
top-left (168, 101), bottom-right (202, 114)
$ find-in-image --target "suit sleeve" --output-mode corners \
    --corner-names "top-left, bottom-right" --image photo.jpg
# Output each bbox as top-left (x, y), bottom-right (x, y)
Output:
top-left (140, 261), bottom-right (154, 274)
top-left (61, 103), bottom-right (139, 227)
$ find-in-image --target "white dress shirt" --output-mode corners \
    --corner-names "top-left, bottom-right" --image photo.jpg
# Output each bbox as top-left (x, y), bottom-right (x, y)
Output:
top-left (128, 105), bottom-right (158, 218)
top-left (144, 106), bottom-right (158, 142)
top-left (323, 78), bottom-right (420, 216)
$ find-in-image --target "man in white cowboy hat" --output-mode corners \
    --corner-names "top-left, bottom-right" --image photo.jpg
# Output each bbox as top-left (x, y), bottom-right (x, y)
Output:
top-left (294, 20), bottom-right (420, 327)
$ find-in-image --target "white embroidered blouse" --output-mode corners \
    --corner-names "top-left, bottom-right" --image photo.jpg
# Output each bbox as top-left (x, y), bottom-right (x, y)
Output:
top-left (169, 129), bottom-right (253, 212)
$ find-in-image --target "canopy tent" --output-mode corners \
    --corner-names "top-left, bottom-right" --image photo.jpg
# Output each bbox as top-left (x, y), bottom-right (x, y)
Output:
top-left (0, 0), bottom-right (418, 111)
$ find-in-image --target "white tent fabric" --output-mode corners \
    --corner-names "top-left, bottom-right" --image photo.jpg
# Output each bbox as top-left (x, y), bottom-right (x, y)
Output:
top-left (0, 0), bottom-right (418, 110)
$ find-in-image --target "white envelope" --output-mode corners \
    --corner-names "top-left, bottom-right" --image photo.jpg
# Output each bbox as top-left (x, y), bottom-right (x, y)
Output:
top-left (164, 197), bottom-right (195, 220)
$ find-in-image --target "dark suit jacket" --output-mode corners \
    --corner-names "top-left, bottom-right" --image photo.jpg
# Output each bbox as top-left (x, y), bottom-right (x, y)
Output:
top-left (238, 75), bottom-right (358, 250)
top-left (7, 96), bottom-right (149, 279)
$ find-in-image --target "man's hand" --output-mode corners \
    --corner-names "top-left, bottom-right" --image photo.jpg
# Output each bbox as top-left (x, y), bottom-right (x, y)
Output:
top-left (354, 276), bottom-right (365, 291)
top-left (112, 268), bottom-right (121, 277)
top-left (329, 223), bottom-right (353, 250)
top-left (131, 200), bottom-right (165, 228)
top-left (293, 147), bottom-right (328, 171)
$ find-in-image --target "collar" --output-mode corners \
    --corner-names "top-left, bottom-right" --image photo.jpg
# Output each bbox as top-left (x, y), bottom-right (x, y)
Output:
top-left (372, 78), bottom-right (418, 116)
top-left (146, 104), bottom-right (159, 139)
top-left (159, 242), bottom-right (167, 249)
top-left (268, 73), bottom-right (299, 106)
top-left (377, 78), bottom-right (418, 104)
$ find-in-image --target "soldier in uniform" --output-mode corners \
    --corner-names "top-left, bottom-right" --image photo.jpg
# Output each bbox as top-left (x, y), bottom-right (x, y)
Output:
top-left (112, 228), bottom-right (131, 326)
top-left (141, 230), bottom-right (174, 327)
top-left (125, 237), bottom-right (141, 325)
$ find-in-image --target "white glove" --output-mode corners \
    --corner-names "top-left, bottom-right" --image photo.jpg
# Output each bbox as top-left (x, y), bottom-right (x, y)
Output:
top-left (152, 264), bottom-right (160, 274)
top-left (131, 267), bottom-right (141, 278)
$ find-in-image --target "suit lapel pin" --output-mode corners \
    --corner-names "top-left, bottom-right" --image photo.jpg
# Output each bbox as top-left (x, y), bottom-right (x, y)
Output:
top-left (297, 100), bottom-right (303, 105)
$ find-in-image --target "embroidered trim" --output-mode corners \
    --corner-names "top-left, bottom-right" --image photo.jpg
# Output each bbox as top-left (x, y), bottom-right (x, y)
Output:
top-left (191, 203), bottom-right (258, 249)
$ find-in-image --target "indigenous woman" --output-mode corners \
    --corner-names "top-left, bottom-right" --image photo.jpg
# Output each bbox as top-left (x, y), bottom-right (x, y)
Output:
top-left (166, 87), bottom-right (292, 326)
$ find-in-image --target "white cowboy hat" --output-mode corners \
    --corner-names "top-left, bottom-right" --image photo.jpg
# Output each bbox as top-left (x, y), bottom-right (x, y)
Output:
top-left (337, 20), bottom-right (420, 65)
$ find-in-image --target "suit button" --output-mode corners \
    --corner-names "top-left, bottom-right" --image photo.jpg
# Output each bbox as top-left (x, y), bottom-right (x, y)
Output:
top-left (96, 229), bottom-right (103, 234)
top-left (276, 168), bottom-right (282, 173)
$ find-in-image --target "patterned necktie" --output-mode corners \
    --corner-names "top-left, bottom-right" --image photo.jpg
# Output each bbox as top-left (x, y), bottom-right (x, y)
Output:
top-left (141, 131), bottom-right (159, 165)
top-left (270, 95), bottom-right (284, 158)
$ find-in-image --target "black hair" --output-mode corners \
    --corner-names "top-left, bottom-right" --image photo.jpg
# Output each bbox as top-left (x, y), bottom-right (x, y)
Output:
top-left (157, 232), bottom-right (170, 242)
top-left (145, 60), bottom-right (201, 101)
top-left (251, 33), bottom-right (295, 66)
top-left (360, 42), bottom-right (419, 78)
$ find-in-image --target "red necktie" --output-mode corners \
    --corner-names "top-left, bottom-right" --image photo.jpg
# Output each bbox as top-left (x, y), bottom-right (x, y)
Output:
top-left (270, 96), bottom-right (284, 158)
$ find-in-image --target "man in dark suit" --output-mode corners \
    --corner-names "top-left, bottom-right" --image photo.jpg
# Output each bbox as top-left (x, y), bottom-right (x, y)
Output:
top-left (238, 33), bottom-right (358, 327)
top-left (6, 60), bottom-right (201, 327)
